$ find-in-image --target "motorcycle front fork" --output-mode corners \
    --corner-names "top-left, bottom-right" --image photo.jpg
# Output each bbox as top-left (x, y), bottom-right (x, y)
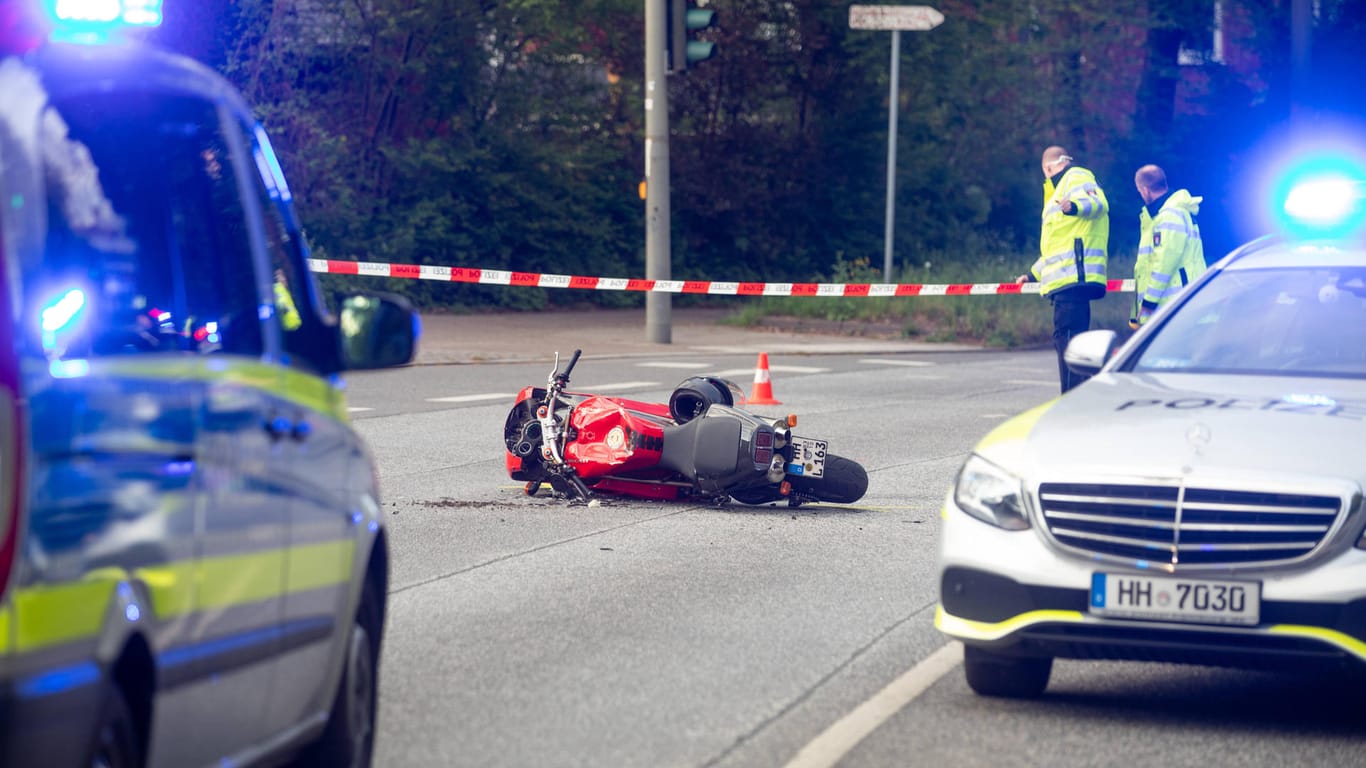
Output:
top-left (524, 465), bottom-right (595, 506)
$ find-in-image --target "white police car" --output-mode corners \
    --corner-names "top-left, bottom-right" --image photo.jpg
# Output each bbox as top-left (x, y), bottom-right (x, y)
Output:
top-left (936, 166), bottom-right (1366, 697)
top-left (0, 2), bottom-right (417, 765)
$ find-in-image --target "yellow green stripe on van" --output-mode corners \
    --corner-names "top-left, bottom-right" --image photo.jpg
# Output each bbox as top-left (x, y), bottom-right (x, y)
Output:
top-left (286, 540), bottom-right (356, 593)
top-left (75, 358), bottom-right (349, 422)
top-left (0, 541), bottom-right (354, 655)
top-left (11, 578), bottom-right (120, 653)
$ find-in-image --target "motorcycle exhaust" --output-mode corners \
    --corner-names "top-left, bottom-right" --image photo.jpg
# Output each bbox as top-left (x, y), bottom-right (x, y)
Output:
top-left (766, 455), bottom-right (786, 483)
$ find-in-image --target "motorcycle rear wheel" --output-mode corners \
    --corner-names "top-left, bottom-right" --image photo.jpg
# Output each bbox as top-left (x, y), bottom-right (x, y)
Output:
top-left (730, 454), bottom-right (868, 505)
top-left (787, 454), bottom-right (868, 504)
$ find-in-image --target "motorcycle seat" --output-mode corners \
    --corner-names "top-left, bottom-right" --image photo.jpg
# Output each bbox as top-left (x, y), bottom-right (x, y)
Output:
top-left (659, 411), bottom-right (743, 482)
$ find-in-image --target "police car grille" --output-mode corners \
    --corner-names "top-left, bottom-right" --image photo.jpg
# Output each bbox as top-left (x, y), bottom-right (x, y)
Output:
top-left (1038, 483), bottom-right (1342, 567)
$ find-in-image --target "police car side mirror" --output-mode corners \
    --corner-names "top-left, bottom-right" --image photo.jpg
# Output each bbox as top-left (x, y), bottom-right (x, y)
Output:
top-left (1064, 329), bottom-right (1118, 377)
top-left (338, 292), bottom-right (421, 370)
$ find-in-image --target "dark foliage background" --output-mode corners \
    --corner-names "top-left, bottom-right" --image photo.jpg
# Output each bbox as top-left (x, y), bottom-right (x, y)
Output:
top-left (151, 0), bottom-right (1366, 313)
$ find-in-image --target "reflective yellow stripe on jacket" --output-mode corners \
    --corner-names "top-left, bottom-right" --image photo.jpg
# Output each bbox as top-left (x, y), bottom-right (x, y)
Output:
top-left (1032, 166), bottom-right (1110, 296)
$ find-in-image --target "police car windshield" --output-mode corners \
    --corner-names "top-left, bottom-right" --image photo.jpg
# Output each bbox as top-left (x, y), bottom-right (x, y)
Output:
top-left (31, 90), bottom-right (262, 359)
top-left (1130, 265), bottom-right (1366, 378)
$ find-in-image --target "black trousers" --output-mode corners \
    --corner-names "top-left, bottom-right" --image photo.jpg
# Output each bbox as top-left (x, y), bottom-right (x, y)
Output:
top-left (1051, 291), bottom-right (1091, 394)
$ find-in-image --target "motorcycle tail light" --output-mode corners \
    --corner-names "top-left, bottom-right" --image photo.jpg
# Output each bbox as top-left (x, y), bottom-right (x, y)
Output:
top-left (753, 429), bottom-right (773, 465)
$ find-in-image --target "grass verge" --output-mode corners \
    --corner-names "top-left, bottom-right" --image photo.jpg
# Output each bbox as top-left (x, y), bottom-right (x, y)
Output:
top-left (719, 253), bottom-right (1138, 348)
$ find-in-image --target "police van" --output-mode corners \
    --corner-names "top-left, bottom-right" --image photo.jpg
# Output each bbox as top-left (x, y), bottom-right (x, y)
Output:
top-left (0, 2), bottom-right (417, 765)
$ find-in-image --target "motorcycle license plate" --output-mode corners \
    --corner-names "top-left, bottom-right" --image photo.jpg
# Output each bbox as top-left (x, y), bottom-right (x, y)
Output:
top-left (1089, 573), bottom-right (1260, 626)
top-left (786, 436), bottom-right (827, 478)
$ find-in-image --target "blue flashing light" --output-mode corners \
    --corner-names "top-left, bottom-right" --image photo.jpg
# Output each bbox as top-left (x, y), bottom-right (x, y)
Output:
top-left (52, 0), bottom-right (161, 26)
top-left (40, 288), bottom-right (86, 332)
top-left (40, 287), bottom-right (87, 353)
top-left (1271, 153), bottom-right (1366, 239)
top-left (46, 0), bottom-right (161, 42)
top-left (1284, 177), bottom-right (1359, 225)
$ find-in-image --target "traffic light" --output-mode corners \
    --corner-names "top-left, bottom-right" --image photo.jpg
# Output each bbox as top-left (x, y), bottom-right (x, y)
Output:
top-left (667, 0), bottom-right (717, 74)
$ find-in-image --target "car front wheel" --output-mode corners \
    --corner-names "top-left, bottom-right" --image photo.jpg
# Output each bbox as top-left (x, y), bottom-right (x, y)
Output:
top-left (963, 645), bottom-right (1052, 698)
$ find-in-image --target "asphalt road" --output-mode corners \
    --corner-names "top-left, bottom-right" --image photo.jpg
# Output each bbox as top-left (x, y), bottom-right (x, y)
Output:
top-left (347, 341), bottom-right (1366, 767)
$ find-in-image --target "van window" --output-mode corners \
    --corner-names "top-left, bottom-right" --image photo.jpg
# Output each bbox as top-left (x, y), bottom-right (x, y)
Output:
top-left (247, 125), bottom-right (316, 366)
top-left (30, 92), bottom-right (263, 360)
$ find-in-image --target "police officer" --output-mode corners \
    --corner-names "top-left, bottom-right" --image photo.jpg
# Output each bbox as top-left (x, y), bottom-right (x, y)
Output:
top-left (1131, 164), bottom-right (1205, 328)
top-left (1016, 146), bottom-right (1110, 393)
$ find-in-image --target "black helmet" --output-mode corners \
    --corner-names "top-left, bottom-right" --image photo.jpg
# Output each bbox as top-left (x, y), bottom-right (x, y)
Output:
top-left (668, 376), bottom-right (738, 423)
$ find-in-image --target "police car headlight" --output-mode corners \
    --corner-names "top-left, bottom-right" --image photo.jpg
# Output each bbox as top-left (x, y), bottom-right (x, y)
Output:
top-left (953, 455), bottom-right (1029, 530)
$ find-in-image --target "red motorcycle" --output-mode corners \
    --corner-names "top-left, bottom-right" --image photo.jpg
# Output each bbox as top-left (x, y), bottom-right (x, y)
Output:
top-left (503, 350), bottom-right (869, 506)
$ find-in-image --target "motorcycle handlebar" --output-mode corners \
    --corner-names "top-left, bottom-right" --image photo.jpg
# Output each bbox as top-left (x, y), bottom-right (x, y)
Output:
top-left (557, 349), bottom-right (583, 384)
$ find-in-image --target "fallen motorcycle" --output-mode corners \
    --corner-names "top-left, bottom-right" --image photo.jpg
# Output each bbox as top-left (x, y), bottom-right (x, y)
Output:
top-left (503, 350), bottom-right (869, 506)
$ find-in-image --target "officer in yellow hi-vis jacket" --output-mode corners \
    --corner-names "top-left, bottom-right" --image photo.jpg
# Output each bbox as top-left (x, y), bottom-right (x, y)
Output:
top-left (274, 268), bottom-right (303, 331)
top-left (1016, 146), bottom-right (1110, 393)
top-left (1131, 164), bottom-right (1206, 328)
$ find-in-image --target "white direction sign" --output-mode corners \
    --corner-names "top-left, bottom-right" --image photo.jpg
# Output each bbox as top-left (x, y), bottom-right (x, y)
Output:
top-left (849, 5), bottom-right (943, 31)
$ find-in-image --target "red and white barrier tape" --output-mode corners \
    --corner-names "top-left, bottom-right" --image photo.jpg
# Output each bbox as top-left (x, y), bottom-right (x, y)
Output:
top-left (308, 259), bottom-right (1135, 296)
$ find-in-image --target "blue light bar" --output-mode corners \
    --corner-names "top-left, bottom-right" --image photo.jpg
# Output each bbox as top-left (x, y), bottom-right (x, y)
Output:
top-left (1271, 153), bottom-right (1366, 238)
top-left (49, 0), bottom-right (162, 28)
top-left (1283, 177), bottom-right (1360, 226)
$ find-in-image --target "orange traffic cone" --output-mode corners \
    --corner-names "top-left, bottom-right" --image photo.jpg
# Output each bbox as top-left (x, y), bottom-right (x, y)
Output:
top-left (747, 352), bottom-right (781, 405)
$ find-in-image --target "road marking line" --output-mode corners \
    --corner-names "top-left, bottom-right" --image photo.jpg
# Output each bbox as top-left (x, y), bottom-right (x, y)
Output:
top-left (348, 407), bottom-right (374, 412)
top-left (426, 393), bottom-right (515, 403)
top-left (711, 366), bottom-right (829, 378)
top-left (783, 642), bottom-right (962, 768)
top-left (578, 381), bottom-right (661, 392)
top-left (637, 361), bottom-right (713, 369)
top-left (859, 359), bottom-right (935, 367)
